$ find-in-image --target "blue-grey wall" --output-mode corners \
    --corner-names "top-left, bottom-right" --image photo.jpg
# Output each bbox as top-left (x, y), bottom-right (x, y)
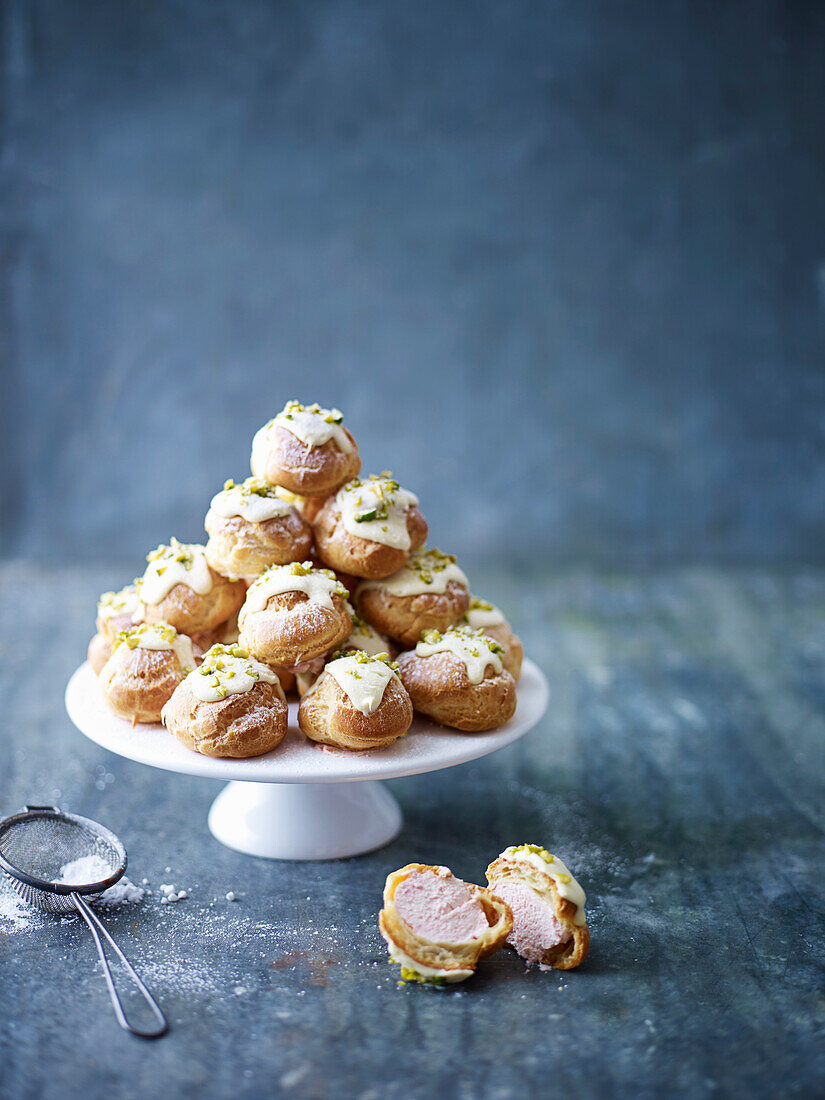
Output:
top-left (3, 0), bottom-right (824, 567)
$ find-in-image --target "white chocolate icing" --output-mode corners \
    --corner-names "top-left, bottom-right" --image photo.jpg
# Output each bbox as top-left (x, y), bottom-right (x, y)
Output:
top-left (463, 596), bottom-right (506, 629)
top-left (239, 562), bottom-right (348, 623)
top-left (251, 402), bottom-right (353, 470)
top-left (185, 644), bottom-right (281, 703)
top-left (139, 540), bottom-right (213, 606)
top-left (415, 627), bottom-right (503, 685)
top-left (114, 622), bottom-right (196, 672)
top-left (359, 548), bottom-right (468, 598)
top-left (383, 941), bottom-right (473, 984)
top-left (208, 478), bottom-right (294, 524)
top-left (336, 475), bottom-right (419, 550)
top-left (498, 845), bottom-right (587, 926)
top-left (345, 614), bottom-right (390, 657)
top-left (324, 653), bottom-right (398, 715)
top-left (97, 584), bottom-right (144, 624)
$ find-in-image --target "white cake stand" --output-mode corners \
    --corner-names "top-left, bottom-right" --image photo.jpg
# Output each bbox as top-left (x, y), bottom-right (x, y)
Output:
top-left (65, 659), bottom-right (549, 861)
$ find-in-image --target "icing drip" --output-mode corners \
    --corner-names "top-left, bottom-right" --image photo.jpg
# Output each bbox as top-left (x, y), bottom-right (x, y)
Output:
top-left (359, 548), bottom-right (468, 598)
top-left (140, 539), bottom-right (213, 605)
top-left (499, 845), bottom-right (587, 926)
top-left (209, 477), bottom-right (294, 524)
top-left (97, 584), bottom-right (144, 624)
top-left (324, 652), bottom-right (398, 714)
top-left (336, 475), bottom-right (419, 550)
top-left (186, 644), bottom-right (281, 703)
top-left (114, 622), bottom-right (195, 672)
top-left (239, 561), bottom-right (348, 622)
top-left (252, 401), bottom-right (353, 466)
top-left (415, 626), bottom-right (503, 684)
top-left (463, 596), bottom-right (506, 629)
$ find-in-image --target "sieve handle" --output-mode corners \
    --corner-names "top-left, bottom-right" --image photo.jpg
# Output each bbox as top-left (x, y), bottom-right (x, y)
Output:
top-left (72, 892), bottom-right (168, 1038)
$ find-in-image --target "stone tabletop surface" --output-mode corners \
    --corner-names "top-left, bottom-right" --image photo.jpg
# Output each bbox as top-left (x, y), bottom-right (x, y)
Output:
top-left (1, 561), bottom-right (824, 1099)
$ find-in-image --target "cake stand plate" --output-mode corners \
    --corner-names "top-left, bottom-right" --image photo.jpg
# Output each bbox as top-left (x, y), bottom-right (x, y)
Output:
top-left (65, 659), bottom-right (549, 860)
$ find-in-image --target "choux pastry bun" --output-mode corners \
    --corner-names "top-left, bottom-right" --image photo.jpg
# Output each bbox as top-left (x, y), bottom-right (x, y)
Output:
top-left (98, 622), bottom-right (197, 724)
top-left (313, 474), bottom-right (427, 580)
top-left (461, 596), bottom-right (523, 681)
top-left (140, 539), bottom-right (246, 637)
top-left (88, 583), bottom-right (145, 674)
top-left (298, 651), bottom-right (413, 750)
top-left (238, 560), bottom-right (351, 668)
top-left (251, 401), bottom-right (360, 497)
top-left (204, 477), bottom-right (313, 581)
top-left (396, 626), bottom-right (516, 731)
top-left (357, 548), bottom-right (470, 645)
top-left (486, 845), bottom-right (589, 971)
top-left (379, 864), bottom-right (512, 984)
top-left (161, 644), bottom-right (289, 758)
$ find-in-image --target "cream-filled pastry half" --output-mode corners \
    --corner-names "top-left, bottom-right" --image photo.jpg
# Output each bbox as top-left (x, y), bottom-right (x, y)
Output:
top-left (139, 539), bottom-right (246, 636)
top-left (460, 596), bottom-right (523, 681)
top-left (486, 845), bottom-right (589, 971)
top-left (298, 651), bottom-right (412, 750)
top-left (161, 644), bottom-right (288, 758)
top-left (357, 548), bottom-right (469, 644)
top-left (204, 477), bottom-right (313, 581)
top-left (238, 560), bottom-right (351, 667)
top-left (313, 474), bottom-right (428, 580)
top-left (251, 401), bottom-right (360, 497)
top-left (98, 622), bottom-right (197, 724)
top-left (379, 864), bottom-right (512, 984)
top-left (396, 626), bottom-right (516, 731)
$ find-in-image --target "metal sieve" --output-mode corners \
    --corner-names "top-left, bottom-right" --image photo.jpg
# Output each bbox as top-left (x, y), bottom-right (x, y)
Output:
top-left (0, 805), bottom-right (168, 1038)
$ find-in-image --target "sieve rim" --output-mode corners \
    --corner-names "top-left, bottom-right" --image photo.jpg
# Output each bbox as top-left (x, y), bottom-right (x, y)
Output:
top-left (0, 807), bottom-right (128, 897)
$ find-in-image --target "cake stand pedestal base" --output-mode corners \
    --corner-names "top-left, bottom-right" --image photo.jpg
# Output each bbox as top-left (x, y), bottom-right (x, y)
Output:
top-left (207, 780), bottom-right (403, 860)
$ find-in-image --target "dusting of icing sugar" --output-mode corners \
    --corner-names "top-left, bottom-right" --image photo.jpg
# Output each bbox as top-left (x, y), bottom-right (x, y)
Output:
top-left (140, 539), bottom-right (213, 605)
top-left (57, 856), bottom-right (146, 905)
top-left (240, 561), bottom-right (348, 622)
top-left (252, 402), bottom-right (353, 470)
top-left (415, 626), bottom-right (503, 684)
top-left (208, 477), bottom-right (294, 524)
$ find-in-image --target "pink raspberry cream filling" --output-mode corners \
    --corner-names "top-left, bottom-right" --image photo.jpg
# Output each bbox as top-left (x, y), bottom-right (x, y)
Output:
top-left (491, 880), bottom-right (571, 963)
top-left (394, 870), bottom-right (490, 943)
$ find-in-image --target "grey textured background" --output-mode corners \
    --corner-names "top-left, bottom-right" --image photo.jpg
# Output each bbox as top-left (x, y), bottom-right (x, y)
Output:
top-left (3, 0), bottom-right (824, 567)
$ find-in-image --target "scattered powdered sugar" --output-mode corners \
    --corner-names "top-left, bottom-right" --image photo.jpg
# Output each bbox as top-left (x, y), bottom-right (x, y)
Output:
top-left (58, 856), bottom-right (145, 907)
top-left (0, 877), bottom-right (45, 934)
top-left (159, 883), bottom-right (188, 904)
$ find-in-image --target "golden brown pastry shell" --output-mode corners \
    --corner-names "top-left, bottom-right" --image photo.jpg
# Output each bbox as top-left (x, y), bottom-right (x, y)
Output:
top-left (312, 500), bottom-right (428, 579)
top-left (238, 590), bottom-right (351, 667)
top-left (298, 670), bottom-right (412, 750)
top-left (395, 650), bottom-right (517, 731)
top-left (484, 622), bottom-right (523, 681)
top-left (143, 568), bottom-right (246, 636)
top-left (252, 424), bottom-right (360, 497)
top-left (98, 646), bottom-right (188, 724)
top-left (204, 509), bottom-right (312, 581)
top-left (87, 633), bottom-right (113, 675)
top-left (161, 679), bottom-right (288, 758)
top-left (378, 864), bottom-right (512, 977)
top-left (486, 855), bottom-right (590, 971)
top-left (358, 580), bottom-right (469, 645)
top-left (95, 610), bottom-right (142, 643)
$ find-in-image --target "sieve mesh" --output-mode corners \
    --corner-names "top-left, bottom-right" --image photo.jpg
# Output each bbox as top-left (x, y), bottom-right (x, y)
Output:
top-left (0, 809), bottom-right (126, 913)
